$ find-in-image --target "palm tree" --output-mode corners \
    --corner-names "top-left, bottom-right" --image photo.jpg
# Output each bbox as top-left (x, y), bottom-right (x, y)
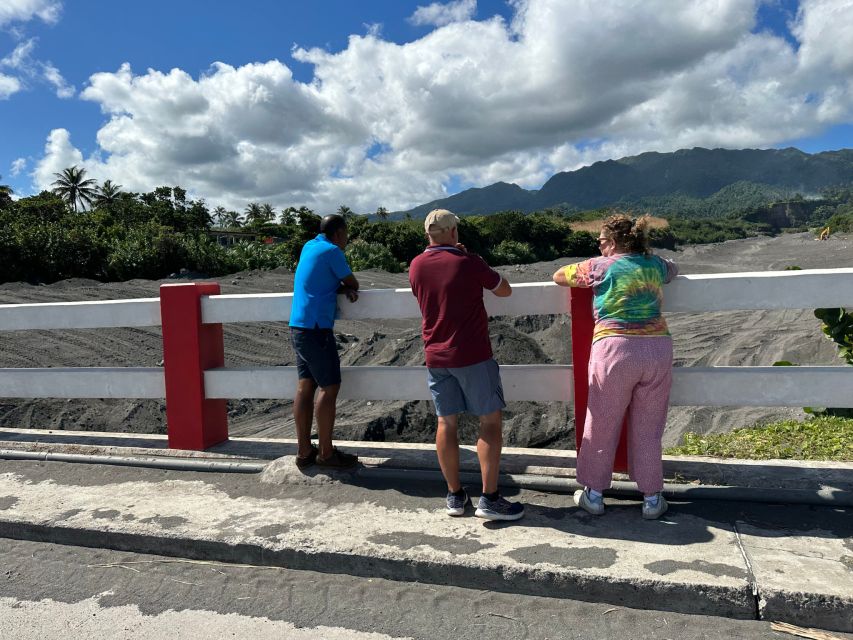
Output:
top-left (279, 206), bottom-right (298, 225)
top-left (375, 206), bottom-right (389, 221)
top-left (212, 206), bottom-right (228, 228)
top-left (260, 203), bottom-right (276, 223)
top-left (244, 202), bottom-right (265, 226)
top-left (337, 204), bottom-right (354, 221)
top-left (51, 166), bottom-right (97, 212)
top-left (93, 180), bottom-right (123, 208)
top-left (223, 210), bottom-right (242, 228)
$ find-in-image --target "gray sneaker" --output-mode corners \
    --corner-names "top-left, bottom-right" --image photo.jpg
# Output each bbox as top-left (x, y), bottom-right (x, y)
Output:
top-left (573, 487), bottom-right (605, 515)
top-left (642, 493), bottom-right (668, 520)
top-left (446, 489), bottom-right (470, 516)
top-left (475, 495), bottom-right (525, 521)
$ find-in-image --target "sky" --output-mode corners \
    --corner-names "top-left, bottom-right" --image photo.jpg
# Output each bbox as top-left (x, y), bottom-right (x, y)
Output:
top-left (2, 0), bottom-right (853, 213)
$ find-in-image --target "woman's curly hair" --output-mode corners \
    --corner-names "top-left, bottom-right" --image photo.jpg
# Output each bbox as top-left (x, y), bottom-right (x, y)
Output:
top-left (601, 212), bottom-right (652, 255)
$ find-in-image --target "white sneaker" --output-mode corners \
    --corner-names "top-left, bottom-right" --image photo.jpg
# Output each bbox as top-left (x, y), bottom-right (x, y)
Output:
top-left (642, 493), bottom-right (668, 520)
top-left (573, 488), bottom-right (605, 515)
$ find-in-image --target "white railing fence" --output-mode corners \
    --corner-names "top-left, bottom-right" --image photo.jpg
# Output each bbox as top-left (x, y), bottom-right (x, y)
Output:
top-left (0, 268), bottom-right (851, 449)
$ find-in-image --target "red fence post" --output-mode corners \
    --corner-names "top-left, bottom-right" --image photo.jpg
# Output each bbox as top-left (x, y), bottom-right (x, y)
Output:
top-left (160, 282), bottom-right (228, 450)
top-left (569, 287), bottom-right (628, 473)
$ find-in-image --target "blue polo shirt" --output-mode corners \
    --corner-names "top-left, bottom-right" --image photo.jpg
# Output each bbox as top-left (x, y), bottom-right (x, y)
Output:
top-left (289, 234), bottom-right (353, 329)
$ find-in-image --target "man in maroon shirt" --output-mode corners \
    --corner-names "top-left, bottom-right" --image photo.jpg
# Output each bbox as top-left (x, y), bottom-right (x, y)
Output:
top-left (409, 209), bottom-right (524, 521)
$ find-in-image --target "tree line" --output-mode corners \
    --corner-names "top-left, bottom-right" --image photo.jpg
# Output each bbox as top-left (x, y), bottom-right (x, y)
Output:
top-left (0, 166), bottom-right (851, 286)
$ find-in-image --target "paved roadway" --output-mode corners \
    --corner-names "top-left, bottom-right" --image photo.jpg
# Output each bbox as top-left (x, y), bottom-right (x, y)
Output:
top-left (1, 539), bottom-right (850, 640)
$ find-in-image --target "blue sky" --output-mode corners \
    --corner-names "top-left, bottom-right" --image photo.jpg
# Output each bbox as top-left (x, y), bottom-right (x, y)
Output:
top-left (2, 0), bottom-right (853, 212)
top-left (1, 1), bottom-right (507, 191)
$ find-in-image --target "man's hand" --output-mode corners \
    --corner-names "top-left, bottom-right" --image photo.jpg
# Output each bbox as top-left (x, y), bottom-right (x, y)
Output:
top-left (342, 287), bottom-right (359, 303)
top-left (455, 243), bottom-right (467, 253)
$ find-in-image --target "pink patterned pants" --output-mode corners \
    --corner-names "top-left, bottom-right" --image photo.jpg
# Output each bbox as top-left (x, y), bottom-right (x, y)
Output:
top-left (576, 336), bottom-right (673, 495)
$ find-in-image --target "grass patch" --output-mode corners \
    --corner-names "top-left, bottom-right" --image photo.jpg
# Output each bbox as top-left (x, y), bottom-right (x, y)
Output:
top-left (664, 416), bottom-right (853, 461)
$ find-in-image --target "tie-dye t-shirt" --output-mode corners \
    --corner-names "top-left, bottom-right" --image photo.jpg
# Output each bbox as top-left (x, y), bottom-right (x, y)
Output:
top-left (562, 254), bottom-right (678, 342)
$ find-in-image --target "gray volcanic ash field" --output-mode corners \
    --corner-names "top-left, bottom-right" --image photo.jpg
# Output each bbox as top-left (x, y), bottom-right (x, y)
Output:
top-left (1, 232), bottom-right (851, 448)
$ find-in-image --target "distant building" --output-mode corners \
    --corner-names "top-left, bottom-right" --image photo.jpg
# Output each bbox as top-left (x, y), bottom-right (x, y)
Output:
top-left (206, 230), bottom-right (285, 247)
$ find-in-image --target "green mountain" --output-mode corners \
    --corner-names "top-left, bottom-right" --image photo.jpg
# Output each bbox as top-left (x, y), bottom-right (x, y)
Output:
top-left (397, 147), bottom-right (853, 219)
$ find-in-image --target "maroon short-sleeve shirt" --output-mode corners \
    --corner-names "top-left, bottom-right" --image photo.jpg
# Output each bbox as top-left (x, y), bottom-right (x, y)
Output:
top-left (409, 245), bottom-right (502, 368)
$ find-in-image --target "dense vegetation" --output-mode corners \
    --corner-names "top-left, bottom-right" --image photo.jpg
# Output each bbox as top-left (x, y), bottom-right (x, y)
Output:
top-left (1, 167), bottom-right (852, 286)
top-left (0, 169), bottom-right (602, 284)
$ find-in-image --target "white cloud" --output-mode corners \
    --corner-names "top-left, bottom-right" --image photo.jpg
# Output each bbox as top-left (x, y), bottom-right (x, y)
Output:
top-left (0, 73), bottom-right (20, 98)
top-left (0, 0), bottom-right (61, 27)
top-left (1, 39), bottom-right (36, 68)
top-left (42, 61), bottom-right (74, 98)
top-left (0, 38), bottom-right (75, 98)
top-left (10, 157), bottom-right (27, 176)
top-left (31, 0), bottom-right (853, 212)
top-left (409, 0), bottom-right (477, 27)
top-left (32, 128), bottom-right (84, 190)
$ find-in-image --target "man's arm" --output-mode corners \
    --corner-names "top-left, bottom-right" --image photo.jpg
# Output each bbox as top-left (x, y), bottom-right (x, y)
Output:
top-left (341, 274), bottom-right (359, 291)
top-left (491, 276), bottom-right (511, 297)
top-left (338, 274), bottom-right (360, 302)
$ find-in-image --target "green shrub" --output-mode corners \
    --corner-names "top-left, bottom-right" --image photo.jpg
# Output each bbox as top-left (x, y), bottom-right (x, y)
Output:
top-left (490, 239), bottom-right (536, 265)
top-left (225, 241), bottom-right (280, 271)
top-left (177, 233), bottom-right (240, 275)
top-left (563, 231), bottom-right (598, 257)
top-left (353, 221), bottom-right (426, 264)
top-left (106, 224), bottom-right (186, 280)
top-left (826, 212), bottom-right (853, 233)
top-left (345, 239), bottom-right (404, 272)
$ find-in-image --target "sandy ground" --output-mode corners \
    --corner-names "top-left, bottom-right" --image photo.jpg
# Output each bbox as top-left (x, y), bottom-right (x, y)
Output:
top-left (0, 231), bottom-right (850, 448)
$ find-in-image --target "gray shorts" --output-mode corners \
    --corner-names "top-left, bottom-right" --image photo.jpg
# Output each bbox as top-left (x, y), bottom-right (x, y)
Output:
top-left (427, 358), bottom-right (506, 417)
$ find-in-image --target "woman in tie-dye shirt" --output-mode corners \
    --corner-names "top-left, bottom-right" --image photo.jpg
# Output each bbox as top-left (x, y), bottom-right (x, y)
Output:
top-left (553, 214), bottom-right (677, 520)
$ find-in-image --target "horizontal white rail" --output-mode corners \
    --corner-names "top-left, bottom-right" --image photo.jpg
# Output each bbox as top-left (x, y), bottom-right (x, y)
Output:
top-left (1, 365), bottom-right (850, 407)
top-left (200, 281), bottom-right (571, 324)
top-left (1, 269), bottom-right (851, 331)
top-left (673, 366), bottom-right (853, 407)
top-left (204, 365), bottom-right (573, 401)
top-left (0, 368), bottom-right (165, 398)
top-left (0, 298), bottom-right (161, 331)
top-left (201, 268), bottom-right (853, 324)
top-left (664, 268), bottom-right (853, 312)
top-left (203, 365), bottom-right (853, 407)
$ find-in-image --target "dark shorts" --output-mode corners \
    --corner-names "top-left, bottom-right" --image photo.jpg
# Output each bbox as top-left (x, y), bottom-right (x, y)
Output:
top-left (427, 358), bottom-right (506, 417)
top-left (290, 327), bottom-right (341, 388)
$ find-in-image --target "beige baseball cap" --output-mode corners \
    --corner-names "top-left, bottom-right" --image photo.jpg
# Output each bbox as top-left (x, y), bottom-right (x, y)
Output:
top-left (424, 209), bottom-right (459, 233)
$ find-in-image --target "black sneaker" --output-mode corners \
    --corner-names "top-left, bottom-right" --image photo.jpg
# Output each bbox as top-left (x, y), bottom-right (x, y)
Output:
top-left (475, 494), bottom-right (525, 521)
top-left (446, 489), bottom-right (470, 516)
top-left (295, 444), bottom-right (318, 470)
top-left (316, 446), bottom-right (358, 469)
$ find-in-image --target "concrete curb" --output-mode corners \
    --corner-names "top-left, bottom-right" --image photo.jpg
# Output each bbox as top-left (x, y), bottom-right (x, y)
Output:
top-left (3, 515), bottom-right (850, 632)
top-left (0, 519), bottom-right (757, 621)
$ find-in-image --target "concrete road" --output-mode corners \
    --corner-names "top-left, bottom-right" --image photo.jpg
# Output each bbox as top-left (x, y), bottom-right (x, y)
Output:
top-left (1, 539), bottom-right (850, 640)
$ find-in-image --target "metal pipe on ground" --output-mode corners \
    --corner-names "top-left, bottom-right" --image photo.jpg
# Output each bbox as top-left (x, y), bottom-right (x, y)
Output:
top-left (0, 449), bottom-right (265, 473)
top-left (1, 449), bottom-right (849, 507)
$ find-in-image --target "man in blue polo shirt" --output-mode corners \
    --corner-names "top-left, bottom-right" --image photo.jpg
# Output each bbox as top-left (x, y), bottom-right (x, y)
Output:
top-left (290, 214), bottom-right (360, 469)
